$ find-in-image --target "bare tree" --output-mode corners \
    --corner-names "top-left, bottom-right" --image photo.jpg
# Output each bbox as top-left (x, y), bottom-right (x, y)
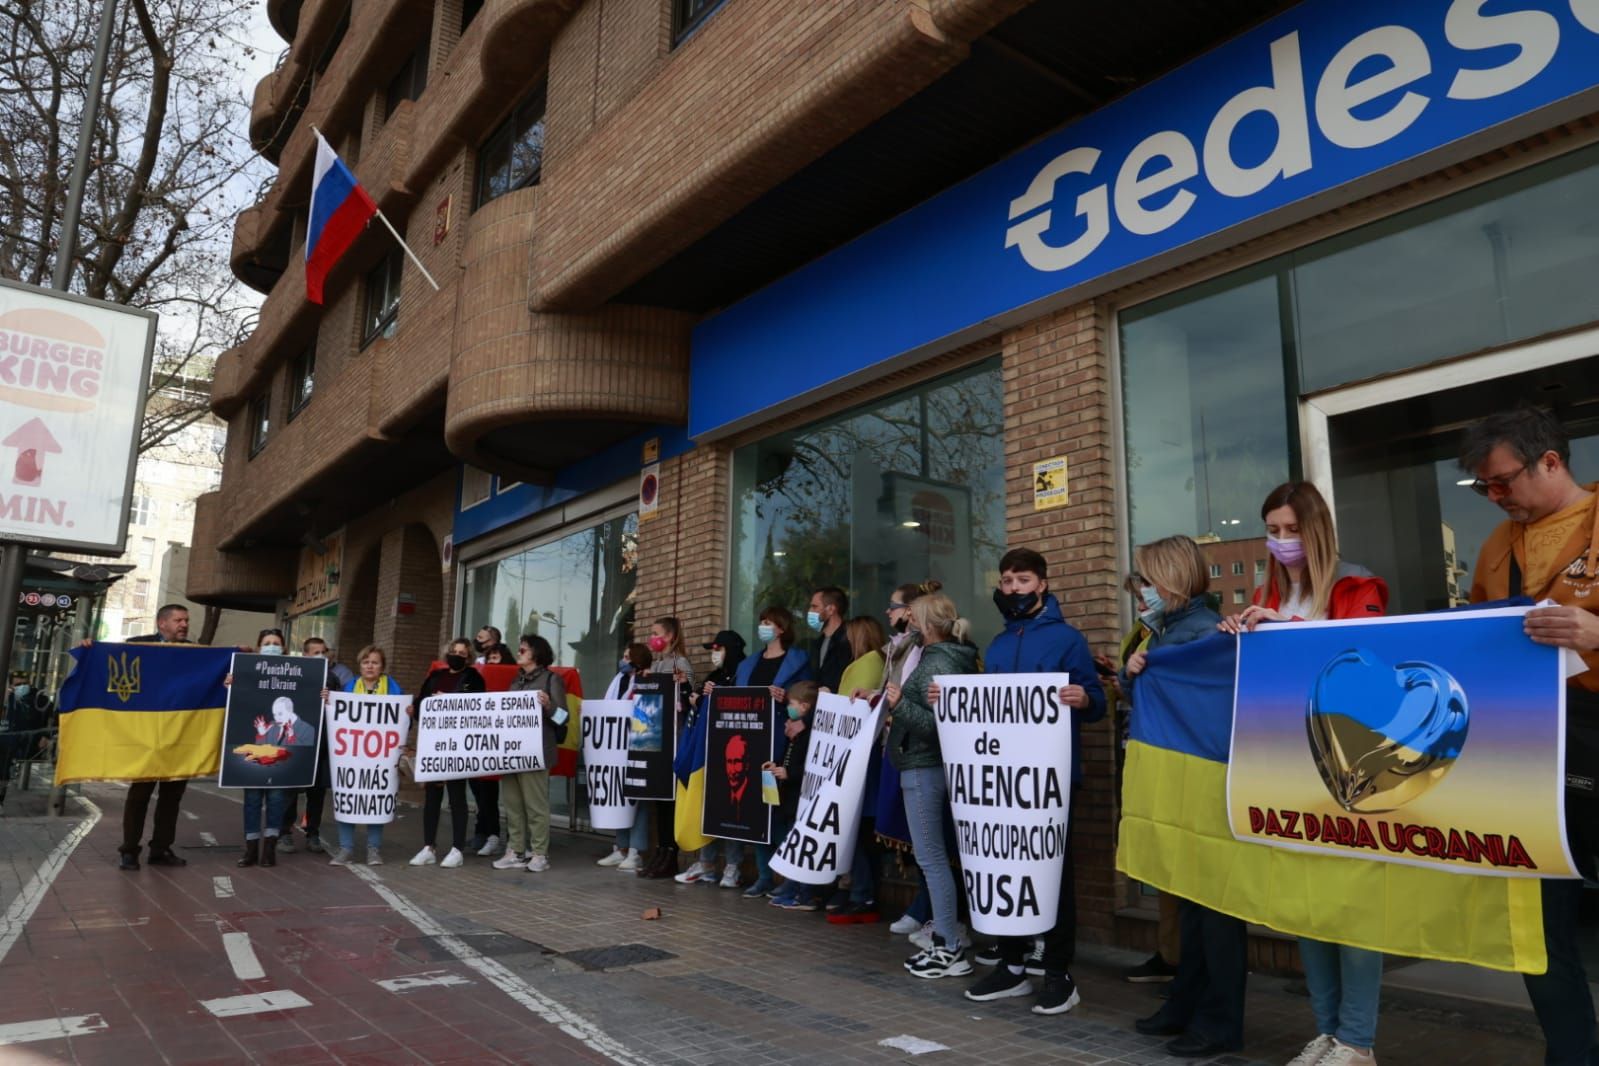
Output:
top-left (0, 0), bottom-right (266, 451)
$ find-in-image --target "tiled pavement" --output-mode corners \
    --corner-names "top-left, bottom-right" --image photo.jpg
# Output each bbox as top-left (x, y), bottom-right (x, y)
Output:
top-left (0, 780), bottom-right (1553, 1064)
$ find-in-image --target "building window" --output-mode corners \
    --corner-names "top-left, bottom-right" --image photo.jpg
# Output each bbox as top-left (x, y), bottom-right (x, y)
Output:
top-left (129, 494), bottom-right (156, 526)
top-left (475, 87), bottom-right (546, 209)
top-left (1255, 558), bottom-right (1266, 578)
top-left (1231, 561), bottom-right (1244, 576)
top-left (730, 359), bottom-right (1006, 650)
top-left (249, 393), bottom-right (271, 456)
top-left (673, 0), bottom-right (727, 44)
top-left (362, 254), bottom-right (402, 346)
top-left (1207, 563), bottom-right (1221, 579)
top-left (384, 39), bottom-right (429, 118)
top-left (288, 347), bottom-right (316, 419)
top-left (1233, 588), bottom-right (1246, 605)
top-left (131, 578), bottom-right (150, 610)
top-left (136, 537), bottom-right (156, 571)
top-left (460, 466), bottom-right (493, 509)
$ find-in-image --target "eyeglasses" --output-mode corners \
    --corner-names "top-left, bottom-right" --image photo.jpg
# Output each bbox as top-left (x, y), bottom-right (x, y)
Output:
top-left (886, 602), bottom-right (907, 612)
top-left (1467, 460), bottom-right (1532, 497)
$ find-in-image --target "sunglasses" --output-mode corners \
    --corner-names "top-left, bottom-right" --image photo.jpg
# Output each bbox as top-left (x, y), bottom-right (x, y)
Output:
top-left (1467, 460), bottom-right (1532, 497)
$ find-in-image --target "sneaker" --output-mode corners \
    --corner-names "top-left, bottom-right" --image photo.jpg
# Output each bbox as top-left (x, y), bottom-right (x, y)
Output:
top-left (467, 834), bottom-right (487, 854)
top-left (1023, 938), bottom-right (1046, 977)
top-left (973, 943), bottom-right (1003, 967)
top-left (526, 853), bottom-right (550, 872)
top-left (672, 859), bottom-right (706, 882)
top-left (617, 850), bottom-right (642, 872)
top-left (409, 846), bottom-right (437, 867)
top-left (366, 847), bottom-right (383, 866)
top-left (599, 847), bottom-right (628, 868)
top-left (909, 920), bottom-right (937, 952)
top-left (964, 967), bottom-right (1033, 1002)
top-left (1031, 973), bottom-right (1080, 1015)
top-left (1287, 1035), bottom-right (1338, 1066)
top-left (277, 834), bottom-right (298, 854)
top-left (328, 847), bottom-right (354, 867)
top-left (440, 847), bottom-right (464, 869)
top-left (742, 880), bottom-right (774, 899)
top-left (825, 889), bottom-right (850, 913)
top-left (905, 938), bottom-right (972, 979)
top-left (476, 835), bottom-right (501, 857)
top-left (305, 835), bottom-right (326, 854)
top-left (769, 893), bottom-right (797, 908)
top-left (826, 901), bottom-right (880, 925)
top-left (889, 914), bottom-right (923, 936)
top-left (1124, 952), bottom-right (1178, 983)
top-left (493, 851), bottom-right (527, 870)
top-left (719, 864), bottom-right (742, 889)
top-left (1317, 1040), bottom-right (1376, 1066)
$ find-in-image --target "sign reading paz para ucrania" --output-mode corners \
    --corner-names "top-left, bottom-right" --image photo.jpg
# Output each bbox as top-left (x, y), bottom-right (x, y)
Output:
top-left (581, 699), bottom-right (639, 830)
top-left (415, 691), bottom-right (544, 781)
top-left (328, 692), bottom-right (411, 824)
top-left (769, 692), bottom-right (882, 884)
top-left (934, 673), bottom-right (1073, 937)
top-left (0, 278), bottom-right (156, 553)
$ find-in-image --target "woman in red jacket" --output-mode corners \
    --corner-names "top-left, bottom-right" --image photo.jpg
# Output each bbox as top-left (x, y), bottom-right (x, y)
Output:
top-left (1221, 480), bottom-right (1387, 1066)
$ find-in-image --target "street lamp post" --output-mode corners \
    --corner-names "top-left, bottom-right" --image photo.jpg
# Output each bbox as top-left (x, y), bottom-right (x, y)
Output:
top-left (538, 609), bottom-right (564, 661)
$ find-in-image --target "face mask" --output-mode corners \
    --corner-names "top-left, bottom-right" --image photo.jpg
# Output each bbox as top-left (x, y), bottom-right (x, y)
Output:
top-left (260, 644), bottom-right (283, 655)
top-left (1137, 586), bottom-right (1166, 629)
top-left (710, 649), bottom-right (726, 669)
top-left (786, 705), bottom-right (804, 720)
top-left (619, 657), bottom-right (633, 673)
top-left (14, 685), bottom-right (28, 698)
top-left (1266, 534), bottom-right (1307, 568)
top-left (891, 617), bottom-right (909, 635)
top-left (993, 588), bottom-right (1040, 621)
top-left (647, 635), bottom-right (668, 653)
top-left (445, 653), bottom-right (468, 671)
top-left (806, 610), bottom-right (823, 631)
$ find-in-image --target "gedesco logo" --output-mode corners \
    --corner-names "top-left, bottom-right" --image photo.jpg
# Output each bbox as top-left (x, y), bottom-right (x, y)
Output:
top-left (1006, 1), bottom-right (1599, 272)
top-left (0, 306), bottom-right (106, 413)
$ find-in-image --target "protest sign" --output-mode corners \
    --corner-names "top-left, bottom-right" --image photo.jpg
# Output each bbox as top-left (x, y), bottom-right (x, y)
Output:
top-left (702, 686), bottom-right (774, 844)
top-left (327, 692), bottom-right (410, 824)
top-left (769, 692), bottom-right (882, 884)
top-left (414, 690), bottom-right (544, 782)
top-left (219, 653), bottom-right (328, 789)
top-left (1229, 607), bottom-right (1574, 878)
top-left (581, 699), bottom-right (639, 830)
top-left (623, 673), bottom-right (676, 801)
top-left (934, 673), bottom-right (1072, 936)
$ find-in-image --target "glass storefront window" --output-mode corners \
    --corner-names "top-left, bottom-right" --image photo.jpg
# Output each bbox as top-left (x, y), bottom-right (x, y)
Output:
top-left (287, 604), bottom-right (339, 651)
top-left (729, 359), bottom-right (1006, 650)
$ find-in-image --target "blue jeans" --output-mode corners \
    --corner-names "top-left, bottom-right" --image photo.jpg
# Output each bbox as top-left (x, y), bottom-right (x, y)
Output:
top-left (615, 812), bottom-right (649, 853)
top-left (848, 831), bottom-right (876, 903)
top-left (1524, 877), bottom-right (1599, 1065)
top-left (338, 821), bottom-right (385, 850)
top-left (900, 766), bottom-right (960, 947)
top-left (753, 812), bottom-right (791, 888)
top-left (1298, 939), bottom-right (1382, 1049)
top-left (242, 789), bottom-right (286, 840)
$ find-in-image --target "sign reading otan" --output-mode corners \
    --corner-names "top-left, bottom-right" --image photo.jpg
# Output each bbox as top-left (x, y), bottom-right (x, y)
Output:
top-left (0, 279), bottom-right (156, 553)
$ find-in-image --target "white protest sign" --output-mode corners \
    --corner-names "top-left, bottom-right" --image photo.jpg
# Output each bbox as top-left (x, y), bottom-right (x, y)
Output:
top-left (770, 692), bottom-right (882, 884)
top-left (934, 673), bottom-right (1072, 937)
top-left (580, 699), bottom-right (638, 830)
top-left (327, 693), bottom-right (410, 824)
top-left (415, 691), bottom-right (544, 781)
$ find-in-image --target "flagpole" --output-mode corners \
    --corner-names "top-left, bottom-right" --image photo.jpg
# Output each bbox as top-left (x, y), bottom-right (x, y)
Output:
top-left (307, 124), bottom-right (439, 292)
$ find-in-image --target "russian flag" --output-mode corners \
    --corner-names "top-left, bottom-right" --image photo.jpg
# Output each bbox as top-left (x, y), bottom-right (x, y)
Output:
top-left (305, 131), bottom-right (377, 305)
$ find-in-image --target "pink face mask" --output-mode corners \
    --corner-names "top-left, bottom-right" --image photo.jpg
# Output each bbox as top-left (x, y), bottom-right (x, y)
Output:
top-left (647, 635), bottom-right (668, 653)
top-left (1266, 535), bottom-right (1306, 568)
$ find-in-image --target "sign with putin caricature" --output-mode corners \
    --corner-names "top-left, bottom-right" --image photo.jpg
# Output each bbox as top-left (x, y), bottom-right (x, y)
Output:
top-left (0, 279), bottom-right (156, 553)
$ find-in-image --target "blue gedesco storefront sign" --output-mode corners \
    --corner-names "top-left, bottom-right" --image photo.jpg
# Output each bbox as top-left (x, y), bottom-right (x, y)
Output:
top-left (689, 0), bottom-right (1599, 439)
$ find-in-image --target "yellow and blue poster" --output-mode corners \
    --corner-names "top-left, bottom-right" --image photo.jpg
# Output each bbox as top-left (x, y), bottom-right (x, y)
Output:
top-left (1229, 607), bottom-right (1574, 879)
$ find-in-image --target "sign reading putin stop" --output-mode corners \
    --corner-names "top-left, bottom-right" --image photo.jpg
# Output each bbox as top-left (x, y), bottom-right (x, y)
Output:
top-left (0, 278), bottom-right (156, 553)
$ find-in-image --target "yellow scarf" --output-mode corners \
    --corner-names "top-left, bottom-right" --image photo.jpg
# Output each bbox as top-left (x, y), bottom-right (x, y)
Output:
top-left (1518, 492), bottom-right (1596, 596)
top-left (353, 675), bottom-right (392, 695)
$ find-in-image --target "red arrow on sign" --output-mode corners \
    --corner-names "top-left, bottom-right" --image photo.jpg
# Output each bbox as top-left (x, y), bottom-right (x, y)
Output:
top-left (3, 418), bottom-right (62, 487)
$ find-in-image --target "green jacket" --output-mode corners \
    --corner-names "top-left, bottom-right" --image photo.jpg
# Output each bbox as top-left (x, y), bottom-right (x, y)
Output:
top-left (888, 639), bottom-right (980, 771)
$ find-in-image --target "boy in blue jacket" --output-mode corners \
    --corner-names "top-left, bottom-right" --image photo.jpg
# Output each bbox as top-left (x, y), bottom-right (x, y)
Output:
top-left (963, 547), bottom-right (1106, 1017)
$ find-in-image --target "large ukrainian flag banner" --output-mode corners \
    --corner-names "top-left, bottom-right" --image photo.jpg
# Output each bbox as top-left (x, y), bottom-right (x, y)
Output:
top-left (56, 643), bottom-right (233, 784)
top-left (1118, 632), bottom-right (1547, 974)
top-left (673, 697), bottom-right (712, 852)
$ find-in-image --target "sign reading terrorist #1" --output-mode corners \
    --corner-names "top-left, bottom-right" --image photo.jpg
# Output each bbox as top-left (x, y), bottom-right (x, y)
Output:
top-left (1228, 606), bottom-right (1576, 878)
top-left (220, 653), bottom-right (329, 789)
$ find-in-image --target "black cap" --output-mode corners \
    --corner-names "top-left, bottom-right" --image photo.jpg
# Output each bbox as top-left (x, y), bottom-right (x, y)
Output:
top-left (702, 629), bottom-right (747, 651)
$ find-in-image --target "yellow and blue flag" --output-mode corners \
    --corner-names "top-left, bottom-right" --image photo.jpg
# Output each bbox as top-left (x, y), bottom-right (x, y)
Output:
top-left (673, 697), bottom-right (712, 851)
top-left (56, 643), bottom-right (233, 784)
top-left (1118, 632), bottom-right (1546, 974)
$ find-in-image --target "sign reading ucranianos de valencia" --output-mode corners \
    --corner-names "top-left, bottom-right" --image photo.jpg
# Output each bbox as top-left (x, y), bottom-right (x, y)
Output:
top-left (0, 279), bottom-right (156, 553)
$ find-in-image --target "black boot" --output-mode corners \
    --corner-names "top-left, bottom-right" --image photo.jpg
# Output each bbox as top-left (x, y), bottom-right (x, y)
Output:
top-left (260, 836), bottom-right (278, 867)
top-left (649, 845), bottom-right (680, 880)
top-left (237, 839), bottom-right (259, 868)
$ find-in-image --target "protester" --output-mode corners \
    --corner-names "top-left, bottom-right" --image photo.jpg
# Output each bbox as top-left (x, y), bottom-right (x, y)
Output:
top-left (410, 638), bottom-right (485, 868)
top-left (639, 617), bottom-right (695, 878)
top-left (117, 603), bottom-right (198, 870)
top-left (474, 625), bottom-right (503, 664)
top-left (734, 606), bottom-right (813, 898)
top-left (599, 642), bottom-right (653, 871)
top-left (280, 636), bottom-right (340, 854)
top-left (329, 645), bottom-right (406, 866)
top-left (303, 637), bottom-right (355, 689)
top-left (884, 592), bottom-right (980, 978)
top-left (960, 548), bottom-right (1105, 1013)
top-left (483, 644), bottom-right (515, 665)
top-left (808, 586), bottom-right (850, 693)
top-left (1461, 407), bottom-right (1599, 1066)
top-left (827, 615), bottom-right (888, 924)
top-left (676, 630), bottom-right (751, 886)
top-left (469, 640), bottom-right (515, 856)
top-left (495, 635), bottom-right (566, 873)
top-left (1214, 482), bottom-right (1389, 1066)
top-left (767, 680), bottom-right (821, 911)
top-left (227, 628), bottom-right (293, 869)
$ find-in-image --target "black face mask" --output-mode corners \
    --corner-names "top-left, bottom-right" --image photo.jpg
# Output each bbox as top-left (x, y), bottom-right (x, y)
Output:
top-left (892, 617), bottom-right (909, 635)
top-left (993, 588), bottom-right (1040, 621)
top-left (445, 653), bottom-right (468, 671)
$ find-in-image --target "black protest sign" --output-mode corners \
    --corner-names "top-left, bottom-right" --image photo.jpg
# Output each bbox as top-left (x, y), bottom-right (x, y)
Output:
top-left (219, 653), bottom-right (328, 788)
top-left (623, 673), bottom-right (677, 801)
top-left (701, 686), bottom-right (774, 844)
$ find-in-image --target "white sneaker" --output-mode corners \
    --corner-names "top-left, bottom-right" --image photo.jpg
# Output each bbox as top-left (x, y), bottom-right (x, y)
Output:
top-left (1316, 1040), bottom-right (1376, 1066)
top-left (476, 835), bottom-right (501, 857)
top-left (719, 864), bottom-right (741, 889)
top-left (526, 853), bottom-right (550, 872)
top-left (673, 861), bottom-right (708, 884)
top-left (439, 847), bottom-right (464, 869)
top-left (1287, 1034), bottom-right (1337, 1066)
top-left (366, 848), bottom-right (383, 866)
top-left (597, 847), bottom-right (627, 867)
top-left (617, 850), bottom-right (642, 872)
top-left (910, 920), bottom-right (965, 952)
top-left (493, 851), bottom-right (526, 870)
top-left (889, 914), bottom-right (922, 935)
top-left (408, 846), bottom-right (437, 867)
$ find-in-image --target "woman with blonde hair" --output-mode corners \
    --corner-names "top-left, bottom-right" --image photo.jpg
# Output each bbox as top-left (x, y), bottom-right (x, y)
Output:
top-left (330, 645), bottom-right (407, 866)
top-left (1122, 535), bottom-right (1222, 681)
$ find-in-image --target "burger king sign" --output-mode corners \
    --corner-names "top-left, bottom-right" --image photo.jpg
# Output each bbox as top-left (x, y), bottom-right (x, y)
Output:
top-left (0, 279), bottom-right (155, 553)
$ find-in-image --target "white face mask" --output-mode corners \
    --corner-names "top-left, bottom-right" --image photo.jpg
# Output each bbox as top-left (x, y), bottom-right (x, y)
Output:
top-left (710, 649), bottom-right (726, 669)
top-left (260, 644), bottom-right (284, 655)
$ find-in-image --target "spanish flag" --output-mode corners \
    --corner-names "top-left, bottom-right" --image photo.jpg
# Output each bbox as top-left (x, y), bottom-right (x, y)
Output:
top-left (1118, 633), bottom-right (1546, 974)
top-left (673, 696), bottom-right (712, 851)
top-left (56, 643), bottom-right (233, 785)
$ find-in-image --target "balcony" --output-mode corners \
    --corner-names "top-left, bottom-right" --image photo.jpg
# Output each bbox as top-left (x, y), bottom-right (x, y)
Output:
top-left (184, 492), bottom-right (295, 608)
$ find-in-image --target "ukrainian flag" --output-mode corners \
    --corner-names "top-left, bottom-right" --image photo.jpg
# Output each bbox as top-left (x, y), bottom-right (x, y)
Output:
top-left (56, 643), bottom-right (233, 785)
top-left (1118, 633), bottom-right (1546, 974)
top-left (673, 696), bottom-right (712, 851)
